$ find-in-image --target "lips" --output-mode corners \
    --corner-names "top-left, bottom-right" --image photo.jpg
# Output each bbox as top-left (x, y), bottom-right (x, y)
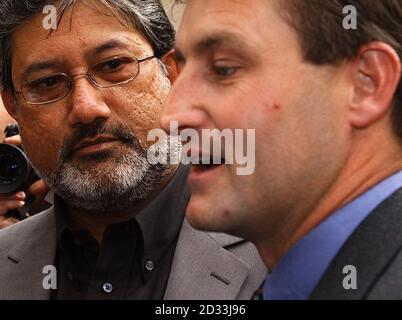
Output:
top-left (189, 160), bottom-right (225, 186)
top-left (187, 150), bottom-right (225, 177)
top-left (71, 136), bottom-right (121, 154)
top-left (184, 148), bottom-right (225, 165)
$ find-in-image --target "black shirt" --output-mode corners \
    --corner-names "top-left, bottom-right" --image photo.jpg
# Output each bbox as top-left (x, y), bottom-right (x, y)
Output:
top-left (51, 165), bottom-right (190, 300)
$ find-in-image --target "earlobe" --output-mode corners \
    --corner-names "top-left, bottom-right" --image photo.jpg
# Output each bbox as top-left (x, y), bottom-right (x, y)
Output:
top-left (161, 49), bottom-right (179, 83)
top-left (349, 43), bottom-right (401, 128)
top-left (1, 90), bottom-right (18, 120)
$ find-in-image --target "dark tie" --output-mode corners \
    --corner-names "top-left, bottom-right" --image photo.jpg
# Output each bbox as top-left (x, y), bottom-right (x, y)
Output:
top-left (251, 280), bottom-right (265, 300)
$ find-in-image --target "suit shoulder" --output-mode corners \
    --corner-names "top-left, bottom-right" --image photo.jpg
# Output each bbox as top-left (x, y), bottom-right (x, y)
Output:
top-left (165, 219), bottom-right (266, 299)
top-left (367, 246), bottom-right (402, 299)
top-left (0, 208), bottom-right (54, 251)
top-left (311, 188), bottom-right (402, 299)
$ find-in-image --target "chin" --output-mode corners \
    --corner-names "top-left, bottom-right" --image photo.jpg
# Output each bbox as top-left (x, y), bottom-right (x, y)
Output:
top-left (185, 199), bottom-right (234, 234)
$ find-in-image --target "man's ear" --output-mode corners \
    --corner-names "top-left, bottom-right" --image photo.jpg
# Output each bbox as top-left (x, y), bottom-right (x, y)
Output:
top-left (161, 49), bottom-right (179, 84)
top-left (1, 89), bottom-right (18, 120)
top-left (348, 42), bottom-right (401, 128)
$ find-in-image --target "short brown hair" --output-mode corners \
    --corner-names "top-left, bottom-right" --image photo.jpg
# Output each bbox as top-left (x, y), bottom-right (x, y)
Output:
top-left (278, 0), bottom-right (402, 139)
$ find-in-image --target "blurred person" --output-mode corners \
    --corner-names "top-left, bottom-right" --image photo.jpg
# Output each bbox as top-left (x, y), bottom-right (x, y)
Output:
top-left (0, 100), bottom-right (15, 140)
top-left (0, 113), bottom-right (49, 228)
top-left (162, 0), bottom-right (402, 299)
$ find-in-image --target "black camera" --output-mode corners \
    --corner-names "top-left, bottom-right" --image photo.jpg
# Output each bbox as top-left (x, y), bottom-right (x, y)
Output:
top-left (0, 124), bottom-right (39, 220)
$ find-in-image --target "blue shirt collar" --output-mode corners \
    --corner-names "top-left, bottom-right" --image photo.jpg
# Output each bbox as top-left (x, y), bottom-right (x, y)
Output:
top-left (263, 170), bottom-right (402, 300)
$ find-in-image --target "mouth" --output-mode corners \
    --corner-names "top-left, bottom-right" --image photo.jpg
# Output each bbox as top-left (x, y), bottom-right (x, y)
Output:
top-left (189, 152), bottom-right (226, 178)
top-left (189, 161), bottom-right (225, 187)
top-left (71, 136), bottom-right (122, 156)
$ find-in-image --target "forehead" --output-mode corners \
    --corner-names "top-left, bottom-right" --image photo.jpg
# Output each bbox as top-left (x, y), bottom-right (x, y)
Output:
top-left (176, 0), bottom-right (288, 54)
top-left (11, 2), bottom-right (152, 76)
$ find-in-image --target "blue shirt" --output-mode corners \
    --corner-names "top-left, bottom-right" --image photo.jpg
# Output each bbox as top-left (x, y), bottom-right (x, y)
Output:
top-left (263, 170), bottom-right (402, 300)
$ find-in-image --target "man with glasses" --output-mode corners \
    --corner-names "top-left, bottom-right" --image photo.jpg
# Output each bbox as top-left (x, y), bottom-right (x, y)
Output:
top-left (15, 55), bottom-right (156, 105)
top-left (0, 0), bottom-right (265, 299)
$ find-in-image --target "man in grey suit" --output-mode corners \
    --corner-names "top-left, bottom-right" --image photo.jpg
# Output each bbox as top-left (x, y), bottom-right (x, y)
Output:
top-left (0, 0), bottom-right (265, 299)
top-left (162, 0), bottom-right (402, 299)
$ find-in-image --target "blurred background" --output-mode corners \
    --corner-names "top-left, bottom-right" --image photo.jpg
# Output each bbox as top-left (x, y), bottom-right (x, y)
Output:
top-left (161, 0), bottom-right (185, 30)
top-left (0, 101), bottom-right (15, 141)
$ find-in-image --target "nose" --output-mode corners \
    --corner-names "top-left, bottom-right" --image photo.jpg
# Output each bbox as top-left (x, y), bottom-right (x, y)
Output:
top-left (67, 75), bottom-right (111, 127)
top-left (161, 67), bottom-right (208, 135)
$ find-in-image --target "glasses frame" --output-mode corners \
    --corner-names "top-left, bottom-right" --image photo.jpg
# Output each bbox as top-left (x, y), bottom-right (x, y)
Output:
top-left (14, 55), bottom-right (156, 106)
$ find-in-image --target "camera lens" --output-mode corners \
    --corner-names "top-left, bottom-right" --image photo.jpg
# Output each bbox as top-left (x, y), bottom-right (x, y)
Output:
top-left (0, 154), bottom-right (21, 179)
top-left (0, 144), bottom-right (30, 194)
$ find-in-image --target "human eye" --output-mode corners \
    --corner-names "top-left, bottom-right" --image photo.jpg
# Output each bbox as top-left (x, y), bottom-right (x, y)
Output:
top-left (95, 57), bottom-right (133, 73)
top-left (213, 65), bottom-right (238, 77)
top-left (26, 74), bottom-right (66, 91)
top-left (211, 60), bottom-right (240, 78)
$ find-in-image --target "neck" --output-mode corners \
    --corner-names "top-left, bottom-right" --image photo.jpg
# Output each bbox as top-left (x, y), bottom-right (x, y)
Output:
top-left (257, 129), bottom-right (402, 270)
top-left (67, 164), bottom-right (179, 243)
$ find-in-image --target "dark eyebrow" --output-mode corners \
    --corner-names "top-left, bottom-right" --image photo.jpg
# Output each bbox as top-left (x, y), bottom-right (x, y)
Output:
top-left (87, 39), bottom-right (132, 57)
top-left (21, 59), bottom-right (63, 82)
top-left (175, 33), bottom-right (251, 68)
top-left (193, 33), bottom-right (249, 57)
top-left (20, 39), bottom-right (133, 82)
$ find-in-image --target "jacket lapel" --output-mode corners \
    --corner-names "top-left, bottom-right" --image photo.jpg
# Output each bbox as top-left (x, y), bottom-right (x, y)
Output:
top-left (164, 219), bottom-right (257, 300)
top-left (310, 188), bottom-right (402, 299)
top-left (5, 208), bottom-right (57, 300)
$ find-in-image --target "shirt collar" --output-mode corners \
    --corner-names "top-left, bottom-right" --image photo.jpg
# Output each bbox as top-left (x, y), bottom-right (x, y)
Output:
top-left (263, 170), bottom-right (402, 300)
top-left (54, 165), bottom-right (190, 270)
top-left (136, 165), bottom-right (190, 266)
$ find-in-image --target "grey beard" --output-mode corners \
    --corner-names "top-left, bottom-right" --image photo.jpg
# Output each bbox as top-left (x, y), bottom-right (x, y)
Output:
top-left (35, 137), bottom-right (179, 216)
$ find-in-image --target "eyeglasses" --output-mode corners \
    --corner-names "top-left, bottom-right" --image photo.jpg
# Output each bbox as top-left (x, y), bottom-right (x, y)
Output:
top-left (14, 55), bottom-right (155, 105)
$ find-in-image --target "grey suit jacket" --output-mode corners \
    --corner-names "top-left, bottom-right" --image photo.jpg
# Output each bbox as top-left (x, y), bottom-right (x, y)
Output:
top-left (311, 188), bottom-right (402, 300)
top-left (0, 207), bottom-right (266, 300)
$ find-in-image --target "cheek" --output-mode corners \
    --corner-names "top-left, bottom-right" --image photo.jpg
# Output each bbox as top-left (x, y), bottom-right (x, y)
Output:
top-left (210, 80), bottom-right (279, 131)
top-left (112, 82), bottom-right (169, 147)
top-left (213, 99), bottom-right (279, 135)
top-left (18, 112), bottom-right (64, 174)
top-left (130, 107), bottom-right (163, 147)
